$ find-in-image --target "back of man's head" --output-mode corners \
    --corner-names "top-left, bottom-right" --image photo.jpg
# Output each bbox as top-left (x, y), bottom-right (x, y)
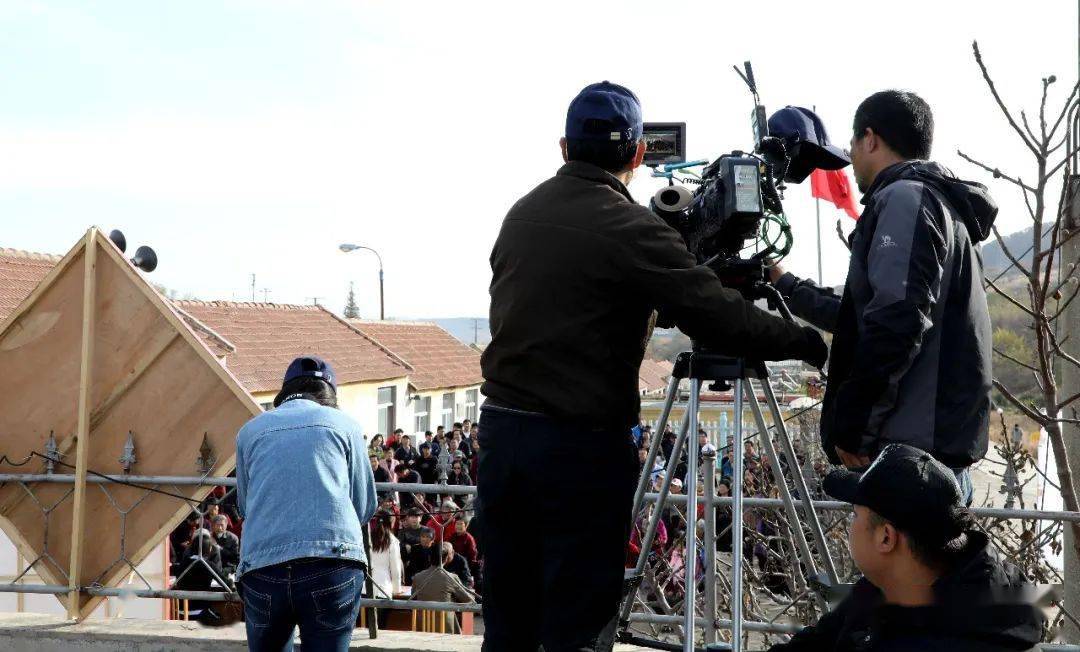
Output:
top-left (563, 81), bottom-right (644, 174)
top-left (853, 90), bottom-right (934, 160)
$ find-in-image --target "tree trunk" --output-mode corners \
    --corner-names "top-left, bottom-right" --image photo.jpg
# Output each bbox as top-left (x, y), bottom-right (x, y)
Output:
top-left (1062, 176), bottom-right (1080, 642)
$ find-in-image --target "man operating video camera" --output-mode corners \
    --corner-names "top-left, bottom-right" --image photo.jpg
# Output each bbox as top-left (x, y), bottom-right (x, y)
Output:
top-left (478, 81), bottom-right (828, 652)
top-left (768, 92), bottom-right (997, 503)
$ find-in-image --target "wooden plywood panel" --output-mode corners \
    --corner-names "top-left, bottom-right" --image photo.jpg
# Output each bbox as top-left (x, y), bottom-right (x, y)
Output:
top-left (0, 229), bottom-right (260, 619)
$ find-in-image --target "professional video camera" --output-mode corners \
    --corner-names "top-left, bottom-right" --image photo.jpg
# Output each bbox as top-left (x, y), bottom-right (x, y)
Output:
top-left (642, 62), bottom-right (849, 296)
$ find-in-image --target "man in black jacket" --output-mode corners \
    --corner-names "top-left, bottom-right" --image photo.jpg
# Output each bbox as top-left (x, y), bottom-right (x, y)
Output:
top-left (479, 81), bottom-right (828, 652)
top-left (770, 91), bottom-right (997, 502)
top-left (770, 444), bottom-right (1043, 651)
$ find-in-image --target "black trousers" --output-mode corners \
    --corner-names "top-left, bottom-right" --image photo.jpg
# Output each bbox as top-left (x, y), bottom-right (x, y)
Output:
top-left (477, 407), bottom-right (638, 652)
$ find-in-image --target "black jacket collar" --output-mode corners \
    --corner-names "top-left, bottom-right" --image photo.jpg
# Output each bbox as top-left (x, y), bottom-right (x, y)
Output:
top-left (557, 161), bottom-right (634, 203)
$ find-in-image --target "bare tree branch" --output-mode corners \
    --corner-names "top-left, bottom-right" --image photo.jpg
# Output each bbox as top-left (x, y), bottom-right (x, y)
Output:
top-left (985, 275), bottom-right (1038, 317)
top-left (1038, 77), bottom-right (1051, 143)
top-left (993, 346), bottom-right (1039, 372)
top-left (1050, 280), bottom-right (1080, 322)
top-left (993, 379), bottom-right (1047, 423)
top-left (957, 150), bottom-right (1037, 193)
top-left (1058, 389), bottom-right (1080, 413)
top-left (990, 224), bottom-right (1033, 279)
top-left (1046, 141), bottom-right (1080, 178)
top-left (1021, 110), bottom-right (1040, 144)
top-left (1046, 322), bottom-right (1080, 371)
top-left (972, 41), bottom-right (1041, 157)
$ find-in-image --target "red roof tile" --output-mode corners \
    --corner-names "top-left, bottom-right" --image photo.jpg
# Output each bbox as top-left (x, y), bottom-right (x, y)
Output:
top-left (639, 358), bottom-right (674, 394)
top-left (349, 320), bottom-right (483, 392)
top-left (0, 248), bottom-right (61, 323)
top-left (177, 302), bottom-right (410, 392)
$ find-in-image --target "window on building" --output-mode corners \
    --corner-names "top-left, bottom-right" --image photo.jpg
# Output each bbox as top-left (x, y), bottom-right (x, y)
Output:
top-left (465, 389), bottom-right (479, 421)
top-left (259, 401), bottom-right (274, 412)
top-left (441, 392), bottom-right (454, 429)
top-left (414, 395), bottom-right (431, 434)
top-left (378, 386), bottom-right (396, 435)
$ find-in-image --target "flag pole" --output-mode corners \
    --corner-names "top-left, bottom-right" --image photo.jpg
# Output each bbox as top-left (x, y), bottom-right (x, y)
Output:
top-left (813, 104), bottom-right (823, 285)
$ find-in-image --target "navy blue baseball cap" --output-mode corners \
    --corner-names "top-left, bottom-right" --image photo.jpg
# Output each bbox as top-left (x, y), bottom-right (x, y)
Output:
top-left (566, 81), bottom-right (643, 142)
top-left (768, 106), bottom-right (850, 183)
top-left (282, 356), bottom-right (336, 390)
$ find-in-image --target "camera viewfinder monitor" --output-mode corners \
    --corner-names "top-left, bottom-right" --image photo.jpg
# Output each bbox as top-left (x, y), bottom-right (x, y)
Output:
top-left (642, 122), bottom-right (686, 166)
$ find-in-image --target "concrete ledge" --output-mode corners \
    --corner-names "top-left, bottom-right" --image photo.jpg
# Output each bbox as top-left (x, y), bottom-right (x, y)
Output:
top-left (0, 613), bottom-right (651, 651)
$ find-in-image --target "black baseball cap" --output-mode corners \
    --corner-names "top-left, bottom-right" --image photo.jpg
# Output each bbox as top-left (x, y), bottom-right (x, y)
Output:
top-left (566, 81), bottom-right (643, 143)
top-left (824, 444), bottom-right (965, 544)
top-left (768, 106), bottom-right (851, 183)
top-left (281, 356), bottom-right (336, 389)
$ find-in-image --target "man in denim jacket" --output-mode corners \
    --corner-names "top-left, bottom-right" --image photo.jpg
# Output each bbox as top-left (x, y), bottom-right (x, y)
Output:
top-left (236, 356), bottom-right (378, 651)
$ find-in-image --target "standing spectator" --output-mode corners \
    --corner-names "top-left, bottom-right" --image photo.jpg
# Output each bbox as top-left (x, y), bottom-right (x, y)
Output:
top-left (380, 447), bottom-right (398, 479)
top-left (395, 434), bottom-right (418, 467)
top-left (447, 460), bottom-right (472, 487)
top-left (395, 464), bottom-right (422, 510)
top-left (415, 443), bottom-right (439, 484)
top-left (235, 356), bottom-right (376, 651)
top-left (371, 453), bottom-right (392, 500)
top-left (1011, 424), bottom-right (1024, 448)
top-left (461, 419), bottom-right (473, 443)
top-left (211, 515), bottom-right (240, 576)
top-left (661, 428), bottom-right (677, 462)
top-left (368, 511), bottom-right (403, 600)
top-left (469, 437), bottom-right (480, 481)
top-left (369, 434), bottom-right (385, 456)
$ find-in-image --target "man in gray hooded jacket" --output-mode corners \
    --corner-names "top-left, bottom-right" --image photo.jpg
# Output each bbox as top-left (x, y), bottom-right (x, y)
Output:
top-left (770, 90), bottom-right (998, 503)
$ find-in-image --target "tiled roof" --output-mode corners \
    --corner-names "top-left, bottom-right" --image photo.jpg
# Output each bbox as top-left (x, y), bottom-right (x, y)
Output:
top-left (639, 358), bottom-right (674, 394)
top-left (349, 320), bottom-right (483, 392)
top-left (177, 301), bottom-right (410, 393)
top-left (0, 248), bottom-right (61, 322)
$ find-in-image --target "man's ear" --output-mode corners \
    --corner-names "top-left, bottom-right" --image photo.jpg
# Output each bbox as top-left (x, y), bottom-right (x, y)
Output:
top-left (630, 139), bottom-right (647, 169)
top-left (876, 521), bottom-right (900, 554)
top-left (862, 128), bottom-right (880, 155)
top-left (560, 137), bottom-right (569, 163)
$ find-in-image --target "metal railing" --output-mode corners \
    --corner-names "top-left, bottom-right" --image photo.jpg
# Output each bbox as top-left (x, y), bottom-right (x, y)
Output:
top-left (0, 474), bottom-right (1076, 649)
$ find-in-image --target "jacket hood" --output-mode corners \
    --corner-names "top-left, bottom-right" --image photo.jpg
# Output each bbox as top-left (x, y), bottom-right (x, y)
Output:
top-left (868, 161), bottom-right (998, 243)
top-left (875, 530), bottom-right (1044, 650)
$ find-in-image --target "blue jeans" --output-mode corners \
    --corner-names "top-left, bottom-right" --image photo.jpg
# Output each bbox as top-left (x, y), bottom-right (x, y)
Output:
top-left (239, 558), bottom-right (364, 652)
top-left (953, 467), bottom-right (974, 507)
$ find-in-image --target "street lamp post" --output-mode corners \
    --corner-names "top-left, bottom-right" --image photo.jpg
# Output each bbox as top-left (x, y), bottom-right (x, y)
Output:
top-left (339, 243), bottom-right (385, 320)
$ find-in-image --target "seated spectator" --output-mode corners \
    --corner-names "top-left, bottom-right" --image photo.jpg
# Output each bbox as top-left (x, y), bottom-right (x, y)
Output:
top-left (469, 437), bottom-right (480, 480)
top-left (368, 511), bottom-right (403, 600)
top-left (422, 430), bottom-right (440, 457)
top-left (369, 433), bottom-right (385, 456)
top-left (202, 499), bottom-right (233, 532)
top-left (372, 453), bottom-right (392, 500)
top-left (628, 505), bottom-right (667, 566)
top-left (399, 507), bottom-right (425, 550)
top-left (377, 494), bottom-right (400, 530)
top-left (175, 529), bottom-right (229, 597)
top-left (415, 443), bottom-right (439, 486)
top-left (447, 460), bottom-right (472, 486)
top-left (210, 515), bottom-right (240, 576)
top-left (769, 445), bottom-right (1044, 651)
top-left (448, 517), bottom-right (478, 569)
top-left (440, 541), bottom-right (473, 589)
top-left (426, 498), bottom-right (460, 542)
top-left (411, 551), bottom-right (475, 633)
top-left (169, 512), bottom-right (202, 574)
top-left (405, 527), bottom-right (439, 585)
top-left (380, 447), bottom-right (398, 479)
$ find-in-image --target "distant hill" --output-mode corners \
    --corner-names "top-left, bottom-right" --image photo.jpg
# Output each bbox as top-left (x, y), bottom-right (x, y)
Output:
top-left (981, 225), bottom-right (1051, 277)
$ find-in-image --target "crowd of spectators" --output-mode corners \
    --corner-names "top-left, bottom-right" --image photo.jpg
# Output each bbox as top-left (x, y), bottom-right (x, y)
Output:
top-left (630, 421), bottom-right (820, 603)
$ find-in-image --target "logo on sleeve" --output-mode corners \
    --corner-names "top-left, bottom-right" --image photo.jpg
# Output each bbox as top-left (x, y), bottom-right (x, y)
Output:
top-left (879, 235), bottom-right (897, 249)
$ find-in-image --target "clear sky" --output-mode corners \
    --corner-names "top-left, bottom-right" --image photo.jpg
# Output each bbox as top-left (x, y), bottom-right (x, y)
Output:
top-left (1, 1), bottom-right (1076, 318)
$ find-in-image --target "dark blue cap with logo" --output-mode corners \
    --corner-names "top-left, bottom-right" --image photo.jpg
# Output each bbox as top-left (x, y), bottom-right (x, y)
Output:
top-left (768, 106), bottom-right (850, 183)
top-left (282, 356), bottom-right (336, 390)
top-left (566, 81), bottom-right (643, 142)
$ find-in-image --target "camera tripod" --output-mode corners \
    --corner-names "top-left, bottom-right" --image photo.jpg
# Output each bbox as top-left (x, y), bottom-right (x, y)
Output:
top-left (617, 351), bottom-right (839, 652)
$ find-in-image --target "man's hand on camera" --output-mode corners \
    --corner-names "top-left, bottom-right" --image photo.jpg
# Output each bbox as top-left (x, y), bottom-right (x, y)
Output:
top-left (766, 261), bottom-right (785, 284)
top-left (801, 327), bottom-right (828, 370)
top-left (835, 446), bottom-right (871, 470)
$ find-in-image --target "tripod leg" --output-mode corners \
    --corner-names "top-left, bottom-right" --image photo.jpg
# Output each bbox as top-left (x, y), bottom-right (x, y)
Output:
top-left (702, 446), bottom-right (717, 646)
top-left (631, 376), bottom-right (682, 521)
top-left (683, 379), bottom-right (700, 652)
top-left (730, 379), bottom-right (744, 652)
top-left (745, 386), bottom-right (821, 609)
top-left (618, 408), bottom-right (692, 627)
top-left (761, 382), bottom-right (839, 584)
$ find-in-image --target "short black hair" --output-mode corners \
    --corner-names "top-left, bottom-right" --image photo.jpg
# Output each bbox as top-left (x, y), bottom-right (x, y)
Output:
top-left (273, 376), bottom-right (337, 408)
top-left (565, 137), bottom-right (641, 174)
top-left (853, 90), bottom-right (933, 160)
top-left (869, 507), bottom-right (975, 571)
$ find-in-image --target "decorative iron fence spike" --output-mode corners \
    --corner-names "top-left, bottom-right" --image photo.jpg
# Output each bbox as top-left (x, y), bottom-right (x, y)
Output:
top-left (196, 433), bottom-right (216, 474)
top-left (44, 431), bottom-right (60, 474)
top-left (118, 431), bottom-right (137, 474)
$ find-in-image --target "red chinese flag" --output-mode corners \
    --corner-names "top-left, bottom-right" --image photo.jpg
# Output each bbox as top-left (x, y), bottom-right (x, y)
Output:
top-left (810, 168), bottom-right (861, 220)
